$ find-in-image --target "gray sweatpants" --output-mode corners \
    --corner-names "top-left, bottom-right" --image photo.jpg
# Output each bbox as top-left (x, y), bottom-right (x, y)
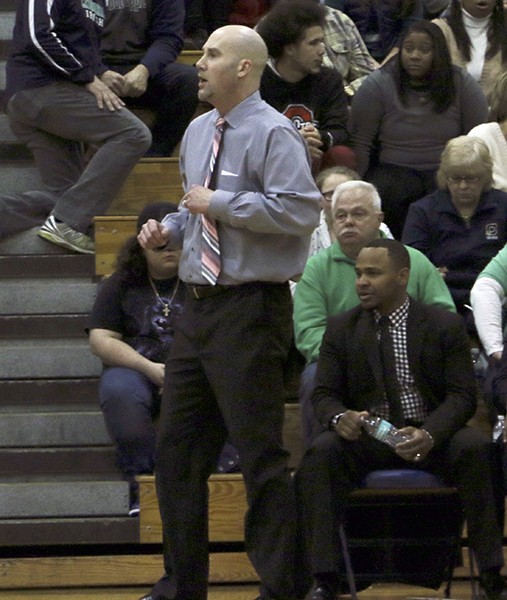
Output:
top-left (3, 81), bottom-right (151, 235)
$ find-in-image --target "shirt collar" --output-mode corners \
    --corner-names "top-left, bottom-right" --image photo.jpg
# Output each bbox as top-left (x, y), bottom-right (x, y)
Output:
top-left (220, 91), bottom-right (263, 130)
top-left (374, 296), bottom-right (410, 328)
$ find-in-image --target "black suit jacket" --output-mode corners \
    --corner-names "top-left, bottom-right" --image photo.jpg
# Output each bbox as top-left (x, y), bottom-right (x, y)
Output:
top-left (312, 298), bottom-right (477, 446)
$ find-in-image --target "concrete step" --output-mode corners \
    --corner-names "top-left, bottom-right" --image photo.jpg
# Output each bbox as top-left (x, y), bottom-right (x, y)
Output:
top-left (0, 411), bottom-right (110, 447)
top-left (0, 279), bottom-right (96, 315)
top-left (0, 227), bottom-right (70, 254)
top-left (0, 516), bottom-right (139, 546)
top-left (0, 447), bottom-right (118, 478)
top-left (0, 114), bottom-right (32, 158)
top-left (0, 480), bottom-right (129, 518)
top-left (0, 10), bottom-right (10, 94)
top-left (0, 338), bottom-right (101, 378)
top-left (0, 253), bottom-right (94, 278)
top-left (0, 378), bottom-right (99, 412)
top-left (0, 161), bottom-right (42, 195)
top-left (0, 314), bottom-right (89, 338)
top-left (1, 2), bottom-right (18, 12)
top-left (0, 113), bottom-right (16, 142)
top-left (0, 59), bottom-right (5, 93)
top-left (0, 13), bottom-right (15, 41)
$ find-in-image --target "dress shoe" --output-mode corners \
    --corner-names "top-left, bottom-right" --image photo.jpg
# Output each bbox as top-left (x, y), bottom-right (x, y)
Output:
top-left (304, 580), bottom-right (339, 600)
top-left (137, 595), bottom-right (169, 600)
top-left (254, 596), bottom-right (298, 600)
top-left (480, 570), bottom-right (507, 599)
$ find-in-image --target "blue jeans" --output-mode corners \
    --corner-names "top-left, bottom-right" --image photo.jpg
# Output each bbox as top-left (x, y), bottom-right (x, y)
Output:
top-left (5, 81), bottom-right (151, 234)
top-left (99, 367), bottom-right (160, 491)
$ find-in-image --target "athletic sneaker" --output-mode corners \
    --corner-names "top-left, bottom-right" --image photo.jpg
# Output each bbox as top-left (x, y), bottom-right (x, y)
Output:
top-left (38, 215), bottom-right (94, 254)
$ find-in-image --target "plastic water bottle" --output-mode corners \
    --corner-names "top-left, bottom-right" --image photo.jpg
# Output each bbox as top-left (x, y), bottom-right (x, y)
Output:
top-left (492, 415), bottom-right (506, 444)
top-left (361, 415), bottom-right (411, 449)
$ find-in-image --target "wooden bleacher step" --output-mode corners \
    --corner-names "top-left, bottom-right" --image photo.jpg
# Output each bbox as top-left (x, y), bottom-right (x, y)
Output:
top-left (138, 471), bottom-right (507, 582)
top-left (107, 157), bottom-right (183, 216)
top-left (0, 553), bottom-right (257, 589)
top-left (94, 215), bottom-right (137, 276)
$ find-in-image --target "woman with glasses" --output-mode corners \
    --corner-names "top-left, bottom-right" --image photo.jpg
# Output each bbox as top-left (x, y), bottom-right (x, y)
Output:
top-left (349, 20), bottom-right (488, 238)
top-left (402, 135), bottom-right (507, 330)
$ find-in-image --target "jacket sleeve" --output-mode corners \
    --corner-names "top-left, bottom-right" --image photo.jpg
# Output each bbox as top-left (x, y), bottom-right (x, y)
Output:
top-left (141, 0), bottom-right (184, 77)
top-left (29, 0), bottom-right (99, 83)
top-left (418, 312), bottom-right (477, 445)
top-left (293, 258), bottom-right (330, 364)
top-left (457, 70), bottom-right (489, 133)
top-left (317, 70), bottom-right (350, 147)
top-left (312, 315), bottom-right (352, 428)
top-left (402, 201), bottom-right (433, 254)
top-left (471, 276), bottom-right (505, 357)
top-left (349, 71), bottom-right (385, 175)
top-left (407, 247), bottom-right (456, 312)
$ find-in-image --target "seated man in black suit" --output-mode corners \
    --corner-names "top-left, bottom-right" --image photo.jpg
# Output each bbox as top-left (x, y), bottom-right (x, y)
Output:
top-left (296, 238), bottom-right (506, 600)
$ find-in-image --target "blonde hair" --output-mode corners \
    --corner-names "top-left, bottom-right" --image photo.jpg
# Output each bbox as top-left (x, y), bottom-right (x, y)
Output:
top-left (436, 136), bottom-right (493, 190)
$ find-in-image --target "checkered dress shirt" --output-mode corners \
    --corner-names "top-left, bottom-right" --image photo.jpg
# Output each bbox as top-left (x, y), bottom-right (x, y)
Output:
top-left (373, 298), bottom-right (428, 424)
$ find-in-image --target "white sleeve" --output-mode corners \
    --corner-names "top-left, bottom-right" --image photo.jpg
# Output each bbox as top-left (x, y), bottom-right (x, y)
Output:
top-left (470, 276), bottom-right (505, 356)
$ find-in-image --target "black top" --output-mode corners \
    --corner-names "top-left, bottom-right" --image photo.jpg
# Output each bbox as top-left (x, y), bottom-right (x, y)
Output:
top-left (88, 270), bottom-right (186, 363)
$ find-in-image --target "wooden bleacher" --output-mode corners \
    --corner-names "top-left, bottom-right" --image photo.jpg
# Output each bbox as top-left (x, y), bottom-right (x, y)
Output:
top-left (0, 405), bottom-right (303, 590)
top-left (106, 158), bottom-right (183, 215)
top-left (95, 157), bottom-right (180, 275)
top-left (93, 47), bottom-right (206, 273)
top-left (137, 467), bottom-right (507, 588)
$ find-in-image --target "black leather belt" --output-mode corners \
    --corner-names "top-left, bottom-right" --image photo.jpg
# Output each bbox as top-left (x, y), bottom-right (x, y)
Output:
top-left (186, 284), bottom-right (235, 299)
top-left (186, 281), bottom-right (288, 300)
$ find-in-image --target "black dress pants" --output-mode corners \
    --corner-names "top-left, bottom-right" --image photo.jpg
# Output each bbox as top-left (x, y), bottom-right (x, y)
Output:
top-left (155, 282), bottom-right (297, 599)
top-left (296, 428), bottom-right (504, 577)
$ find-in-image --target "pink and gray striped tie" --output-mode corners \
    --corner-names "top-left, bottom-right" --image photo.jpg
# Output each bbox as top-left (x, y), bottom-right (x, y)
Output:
top-left (201, 117), bottom-right (226, 285)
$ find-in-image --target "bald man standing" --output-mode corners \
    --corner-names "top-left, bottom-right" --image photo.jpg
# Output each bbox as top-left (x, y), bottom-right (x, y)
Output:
top-left (138, 25), bottom-right (321, 600)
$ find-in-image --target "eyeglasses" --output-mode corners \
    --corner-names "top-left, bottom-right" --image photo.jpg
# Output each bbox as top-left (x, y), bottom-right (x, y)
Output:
top-left (446, 175), bottom-right (482, 185)
top-left (321, 191), bottom-right (334, 203)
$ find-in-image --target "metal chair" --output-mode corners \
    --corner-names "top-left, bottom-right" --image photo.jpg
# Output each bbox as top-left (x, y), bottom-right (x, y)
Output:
top-left (338, 469), bottom-right (478, 600)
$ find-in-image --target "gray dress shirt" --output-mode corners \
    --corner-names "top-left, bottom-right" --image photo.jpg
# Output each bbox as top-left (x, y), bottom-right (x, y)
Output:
top-left (161, 91), bottom-right (321, 285)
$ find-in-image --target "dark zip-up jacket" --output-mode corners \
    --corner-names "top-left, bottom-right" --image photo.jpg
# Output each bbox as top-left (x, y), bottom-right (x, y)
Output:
top-left (6, 0), bottom-right (105, 99)
top-left (98, 0), bottom-right (184, 79)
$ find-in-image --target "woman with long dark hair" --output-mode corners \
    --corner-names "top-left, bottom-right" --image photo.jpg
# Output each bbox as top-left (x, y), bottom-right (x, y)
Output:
top-left (88, 202), bottom-right (185, 515)
top-left (433, 0), bottom-right (507, 101)
top-left (349, 20), bottom-right (488, 237)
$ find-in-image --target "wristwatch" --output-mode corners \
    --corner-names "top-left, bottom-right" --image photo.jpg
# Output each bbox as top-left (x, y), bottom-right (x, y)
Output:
top-left (329, 413), bottom-right (344, 430)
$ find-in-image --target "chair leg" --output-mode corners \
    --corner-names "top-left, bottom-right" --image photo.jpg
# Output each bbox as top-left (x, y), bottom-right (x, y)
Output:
top-left (443, 538), bottom-right (463, 599)
top-left (338, 523), bottom-right (358, 600)
top-left (468, 548), bottom-right (480, 600)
